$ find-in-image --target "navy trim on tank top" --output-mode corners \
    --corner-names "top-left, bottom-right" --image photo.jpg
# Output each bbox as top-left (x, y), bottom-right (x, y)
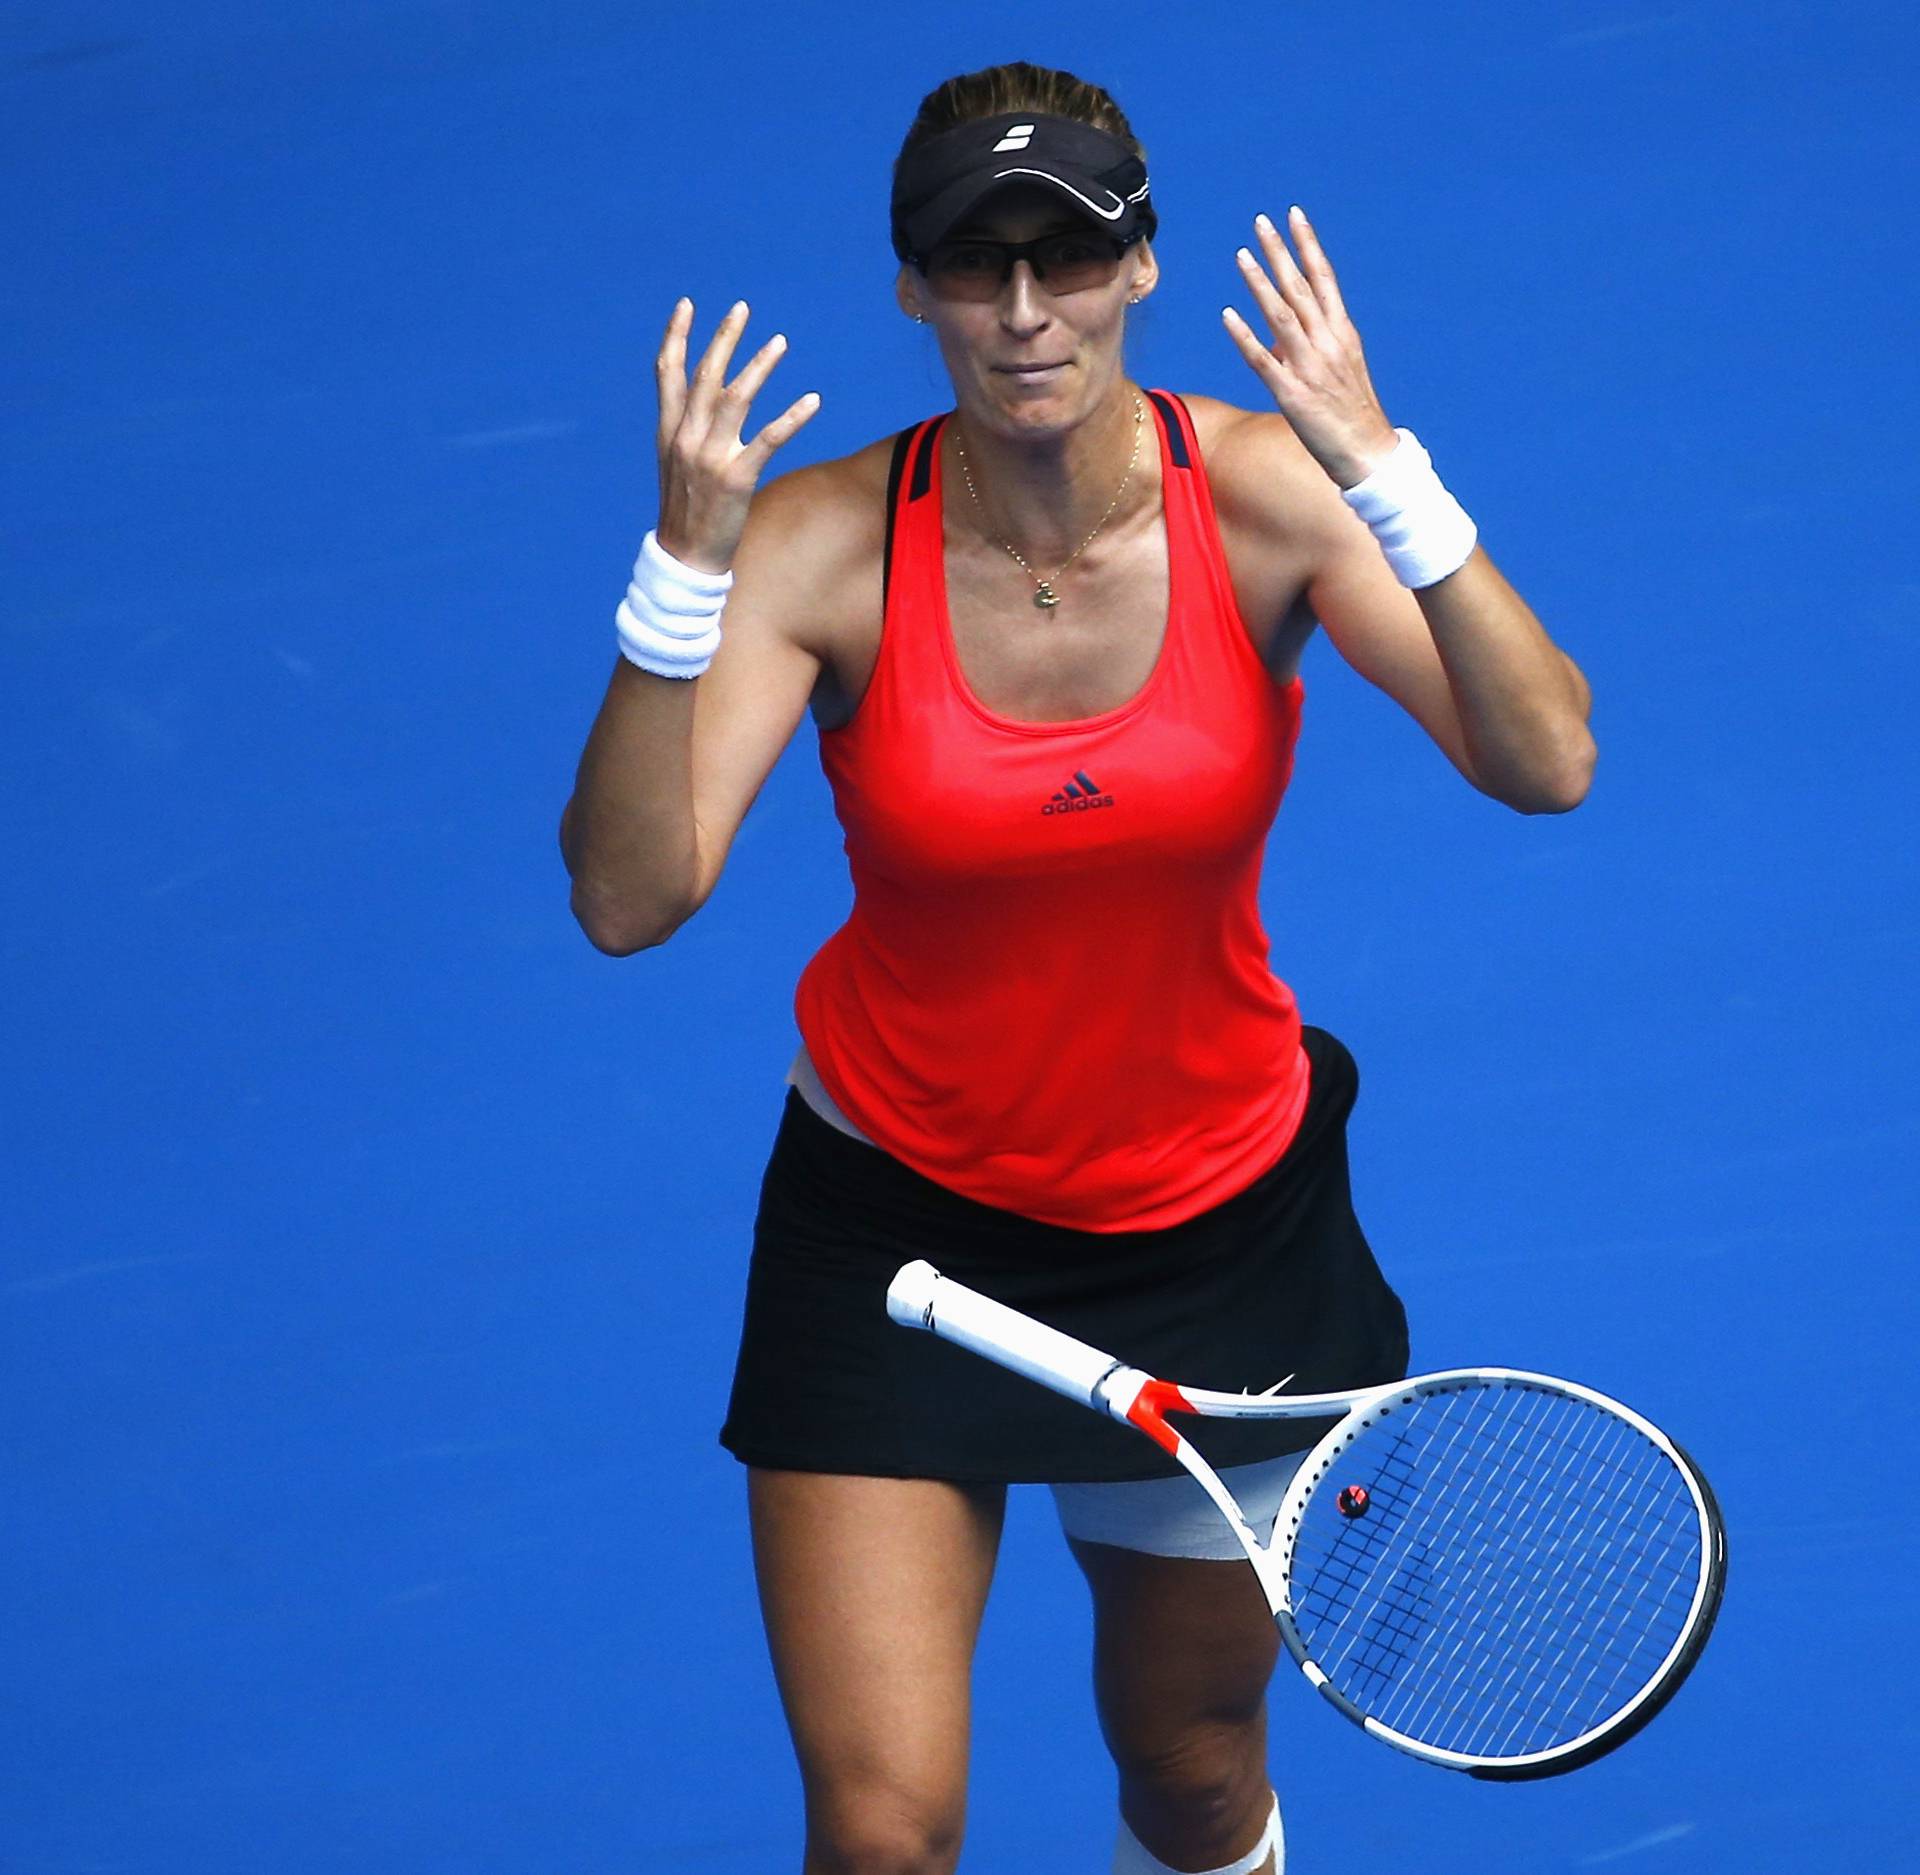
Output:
top-left (1147, 390), bottom-right (1191, 470)
top-left (908, 416), bottom-right (940, 502)
top-left (881, 423), bottom-right (916, 610)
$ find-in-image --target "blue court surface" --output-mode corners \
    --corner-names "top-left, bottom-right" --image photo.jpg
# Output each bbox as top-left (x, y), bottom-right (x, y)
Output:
top-left (7, 3), bottom-right (1917, 1869)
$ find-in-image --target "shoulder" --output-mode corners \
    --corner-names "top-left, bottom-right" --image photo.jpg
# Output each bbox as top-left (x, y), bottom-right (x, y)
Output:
top-left (729, 429), bottom-right (905, 657)
top-left (737, 431), bottom-right (896, 566)
top-left (1166, 390), bottom-right (1350, 551)
top-left (1154, 392), bottom-right (1355, 652)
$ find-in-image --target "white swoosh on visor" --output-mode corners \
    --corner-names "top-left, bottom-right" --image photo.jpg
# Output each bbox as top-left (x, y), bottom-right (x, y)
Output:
top-left (989, 165), bottom-right (1128, 221)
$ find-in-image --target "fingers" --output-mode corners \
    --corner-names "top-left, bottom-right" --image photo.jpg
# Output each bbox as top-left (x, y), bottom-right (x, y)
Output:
top-left (655, 296), bottom-right (692, 446)
top-left (1233, 244), bottom-right (1301, 360)
top-left (716, 329), bottom-right (791, 438)
top-left (1235, 206), bottom-right (1350, 360)
top-left (682, 299), bottom-right (752, 435)
top-left (653, 295), bottom-right (822, 566)
top-left (1251, 213), bottom-right (1324, 338)
top-left (1238, 228), bottom-right (1322, 360)
top-left (662, 302), bottom-right (804, 456)
top-left (1285, 206), bottom-right (1350, 326)
top-left (1220, 304), bottom-right (1290, 397)
top-left (1223, 209), bottom-right (1392, 477)
top-left (742, 390), bottom-right (823, 470)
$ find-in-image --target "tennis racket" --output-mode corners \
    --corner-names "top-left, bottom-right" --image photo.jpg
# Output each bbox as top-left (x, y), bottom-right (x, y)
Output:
top-left (886, 1259), bottom-right (1725, 1780)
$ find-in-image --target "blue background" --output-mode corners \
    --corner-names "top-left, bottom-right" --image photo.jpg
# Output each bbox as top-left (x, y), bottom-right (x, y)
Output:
top-left (6, 2), bottom-right (1916, 1868)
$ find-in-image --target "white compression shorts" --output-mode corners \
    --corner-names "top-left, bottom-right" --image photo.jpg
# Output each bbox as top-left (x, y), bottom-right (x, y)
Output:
top-left (1049, 1449), bottom-right (1306, 1561)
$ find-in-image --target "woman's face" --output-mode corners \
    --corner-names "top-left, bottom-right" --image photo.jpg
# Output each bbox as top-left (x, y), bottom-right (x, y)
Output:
top-left (896, 181), bottom-right (1157, 441)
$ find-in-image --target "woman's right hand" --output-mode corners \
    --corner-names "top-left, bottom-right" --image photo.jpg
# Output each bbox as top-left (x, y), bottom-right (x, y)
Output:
top-left (654, 298), bottom-right (821, 576)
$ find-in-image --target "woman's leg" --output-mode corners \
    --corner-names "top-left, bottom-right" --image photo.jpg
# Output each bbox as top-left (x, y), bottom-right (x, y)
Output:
top-left (749, 1469), bottom-right (1006, 1875)
top-left (1068, 1537), bottom-right (1283, 1875)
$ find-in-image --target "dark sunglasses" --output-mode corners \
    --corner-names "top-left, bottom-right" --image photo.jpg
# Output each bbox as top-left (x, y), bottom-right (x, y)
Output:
top-left (914, 230), bottom-right (1142, 302)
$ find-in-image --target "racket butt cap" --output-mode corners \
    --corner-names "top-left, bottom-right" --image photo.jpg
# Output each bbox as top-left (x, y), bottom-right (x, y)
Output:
top-left (887, 1259), bottom-right (941, 1328)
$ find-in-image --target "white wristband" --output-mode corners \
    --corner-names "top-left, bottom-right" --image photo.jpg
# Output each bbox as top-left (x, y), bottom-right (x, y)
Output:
top-left (614, 530), bottom-right (733, 678)
top-left (1339, 428), bottom-right (1478, 590)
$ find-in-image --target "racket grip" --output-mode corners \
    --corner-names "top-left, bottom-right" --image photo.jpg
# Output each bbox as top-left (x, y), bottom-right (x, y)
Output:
top-left (887, 1260), bottom-right (1126, 1409)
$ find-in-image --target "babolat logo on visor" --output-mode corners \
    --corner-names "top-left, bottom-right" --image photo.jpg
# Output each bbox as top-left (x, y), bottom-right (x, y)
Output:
top-left (1042, 770), bottom-right (1115, 815)
top-left (889, 112), bottom-right (1157, 265)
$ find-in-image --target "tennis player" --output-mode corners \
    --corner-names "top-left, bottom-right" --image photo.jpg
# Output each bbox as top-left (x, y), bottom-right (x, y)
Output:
top-left (562, 60), bottom-right (1593, 1875)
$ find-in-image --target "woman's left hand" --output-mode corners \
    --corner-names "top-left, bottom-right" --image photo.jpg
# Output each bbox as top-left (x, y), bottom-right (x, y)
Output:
top-left (1222, 207), bottom-right (1402, 491)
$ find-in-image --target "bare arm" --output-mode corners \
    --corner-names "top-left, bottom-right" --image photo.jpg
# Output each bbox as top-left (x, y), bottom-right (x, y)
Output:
top-left (1306, 524), bottom-right (1595, 813)
top-left (1219, 206), bottom-right (1594, 813)
top-left (560, 298), bottom-right (824, 954)
top-left (562, 658), bottom-right (702, 952)
top-left (562, 460), bottom-right (880, 951)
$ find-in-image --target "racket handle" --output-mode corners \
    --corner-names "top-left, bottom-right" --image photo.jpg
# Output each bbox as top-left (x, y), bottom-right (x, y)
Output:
top-left (887, 1260), bottom-right (1128, 1409)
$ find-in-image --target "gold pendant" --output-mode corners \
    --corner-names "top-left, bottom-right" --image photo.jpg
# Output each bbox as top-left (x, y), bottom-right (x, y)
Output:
top-left (1033, 583), bottom-right (1060, 610)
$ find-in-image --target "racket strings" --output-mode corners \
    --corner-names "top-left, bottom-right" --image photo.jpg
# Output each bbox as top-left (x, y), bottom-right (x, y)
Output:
top-left (1306, 1410), bottom-right (1688, 1756)
top-left (1401, 1395), bottom-right (1691, 1756)
top-left (1342, 1395), bottom-right (1694, 1755)
top-left (1394, 1401), bottom-right (1697, 1757)
top-left (1287, 1382), bottom-right (1705, 1761)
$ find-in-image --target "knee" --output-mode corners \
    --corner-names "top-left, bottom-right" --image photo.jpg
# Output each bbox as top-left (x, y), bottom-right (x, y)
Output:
top-left (803, 1779), bottom-right (964, 1875)
top-left (1108, 1717), bottom-right (1267, 1825)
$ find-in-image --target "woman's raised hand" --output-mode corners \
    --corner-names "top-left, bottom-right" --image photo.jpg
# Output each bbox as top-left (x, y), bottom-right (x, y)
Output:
top-left (1221, 207), bottom-right (1401, 491)
top-left (655, 298), bottom-right (821, 574)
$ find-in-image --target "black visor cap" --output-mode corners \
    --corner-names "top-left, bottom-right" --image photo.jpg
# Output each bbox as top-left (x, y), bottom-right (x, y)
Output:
top-left (891, 112), bottom-right (1155, 265)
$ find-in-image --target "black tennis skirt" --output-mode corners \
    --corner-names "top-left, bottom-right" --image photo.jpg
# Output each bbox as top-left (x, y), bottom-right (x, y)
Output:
top-left (719, 1023), bottom-right (1409, 1483)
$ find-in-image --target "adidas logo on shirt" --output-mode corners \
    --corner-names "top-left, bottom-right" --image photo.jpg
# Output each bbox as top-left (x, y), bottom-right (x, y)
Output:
top-left (1042, 769), bottom-right (1115, 816)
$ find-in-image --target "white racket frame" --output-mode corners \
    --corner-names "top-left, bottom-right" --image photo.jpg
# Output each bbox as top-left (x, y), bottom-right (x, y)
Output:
top-left (886, 1258), bottom-right (1724, 1778)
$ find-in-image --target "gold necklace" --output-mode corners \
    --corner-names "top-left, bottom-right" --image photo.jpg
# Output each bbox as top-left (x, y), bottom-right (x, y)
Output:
top-left (953, 393), bottom-right (1146, 610)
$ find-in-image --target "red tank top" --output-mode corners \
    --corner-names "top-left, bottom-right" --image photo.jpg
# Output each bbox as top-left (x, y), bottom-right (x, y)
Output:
top-left (793, 389), bottom-right (1310, 1231)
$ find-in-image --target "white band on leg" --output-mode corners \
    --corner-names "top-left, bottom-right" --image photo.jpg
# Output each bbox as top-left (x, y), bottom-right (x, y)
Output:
top-left (1339, 427), bottom-right (1478, 589)
top-left (1113, 1792), bottom-right (1282, 1875)
top-left (1052, 1452), bottom-right (1306, 1560)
